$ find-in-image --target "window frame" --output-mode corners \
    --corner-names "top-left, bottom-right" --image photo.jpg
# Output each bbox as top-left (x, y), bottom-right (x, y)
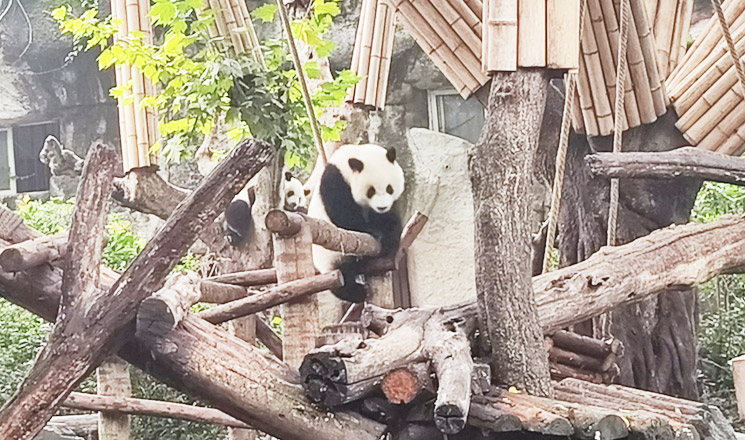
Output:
top-left (426, 89), bottom-right (485, 143)
top-left (0, 128), bottom-right (17, 195)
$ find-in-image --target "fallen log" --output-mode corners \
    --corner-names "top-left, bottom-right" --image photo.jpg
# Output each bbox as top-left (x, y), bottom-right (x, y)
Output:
top-left (0, 232), bottom-right (67, 272)
top-left (586, 147), bottom-right (745, 185)
top-left (198, 271), bottom-right (342, 324)
top-left (199, 280), bottom-right (253, 304)
top-left (137, 272), bottom-right (201, 338)
top-left (63, 392), bottom-right (252, 429)
top-left (204, 268), bottom-right (278, 286)
top-left (47, 414), bottom-right (98, 438)
top-left (0, 139), bottom-right (275, 439)
top-left (469, 397), bottom-right (572, 436)
top-left (549, 330), bottom-right (623, 359)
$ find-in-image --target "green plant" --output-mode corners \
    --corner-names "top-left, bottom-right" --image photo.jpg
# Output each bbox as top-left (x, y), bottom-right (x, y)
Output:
top-left (53, 0), bottom-right (359, 167)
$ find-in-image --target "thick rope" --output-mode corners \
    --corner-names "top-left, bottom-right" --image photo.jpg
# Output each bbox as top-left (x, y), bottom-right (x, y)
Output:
top-left (712, 0), bottom-right (745, 96)
top-left (541, 0), bottom-right (587, 273)
top-left (276, 0), bottom-right (328, 164)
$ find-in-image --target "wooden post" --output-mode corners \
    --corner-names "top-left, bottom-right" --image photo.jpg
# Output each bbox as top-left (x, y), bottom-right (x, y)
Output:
top-left (97, 357), bottom-right (132, 440)
top-left (272, 219), bottom-right (318, 370)
top-left (733, 355), bottom-right (745, 419)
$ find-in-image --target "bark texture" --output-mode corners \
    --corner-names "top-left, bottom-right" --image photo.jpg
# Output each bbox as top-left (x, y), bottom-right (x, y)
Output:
top-left (469, 70), bottom-right (553, 396)
top-left (555, 110), bottom-right (701, 398)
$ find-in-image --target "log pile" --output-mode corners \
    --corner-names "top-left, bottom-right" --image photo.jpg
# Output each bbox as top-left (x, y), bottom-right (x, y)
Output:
top-left (111, 0), bottom-right (158, 171)
top-left (666, 0), bottom-right (745, 155)
top-left (546, 330), bottom-right (622, 384)
top-left (574, 0), bottom-right (667, 137)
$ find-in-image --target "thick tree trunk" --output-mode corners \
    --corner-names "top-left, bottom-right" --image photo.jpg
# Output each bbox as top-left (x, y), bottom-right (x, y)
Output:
top-left (469, 70), bottom-right (553, 396)
top-left (556, 110), bottom-right (701, 398)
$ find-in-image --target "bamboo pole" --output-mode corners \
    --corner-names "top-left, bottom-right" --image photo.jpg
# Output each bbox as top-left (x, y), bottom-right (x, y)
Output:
top-left (111, 0), bottom-right (130, 172)
top-left (208, 0), bottom-right (231, 45)
top-left (375, 9), bottom-right (396, 109)
top-left (624, 0), bottom-right (656, 124)
top-left (450, 0), bottom-right (481, 33)
top-left (720, 124), bottom-right (745, 155)
top-left (115, 0), bottom-right (139, 171)
top-left (684, 88), bottom-right (741, 144)
top-left (124, 0), bottom-right (150, 167)
top-left (599, 0), bottom-right (637, 131)
top-left (653, 0), bottom-right (675, 77)
top-left (677, 66), bottom-right (737, 132)
top-left (547, 0), bottom-right (580, 68)
top-left (354, 0), bottom-right (378, 103)
top-left (518, 0), bottom-right (546, 66)
top-left (578, 56), bottom-right (601, 135)
top-left (467, 0), bottom-right (483, 25)
top-left (630, 0), bottom-right (665, 116)
top-left (581, 4), bottom-right (615, 135)
top-left (571, 87), bottom-right (587, 133)
top-left (228, 0), bottom-right (251, 51)
top-left (365, 0), bottom-right (388, 104)
top-left (484, 0), bottom-right (517, 71)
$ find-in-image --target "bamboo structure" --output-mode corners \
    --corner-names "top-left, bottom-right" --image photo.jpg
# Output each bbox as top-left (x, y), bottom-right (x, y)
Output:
top-left (348, 0), bottom-right (397, 108)
top-left (645, 0), bottom-right (693, 79)
top-left (111, 0), bottom-right (158, 172)
top-left (666, 1), bottom-right (745, 155)
top-left (572, 0), bottom-right (667, 137)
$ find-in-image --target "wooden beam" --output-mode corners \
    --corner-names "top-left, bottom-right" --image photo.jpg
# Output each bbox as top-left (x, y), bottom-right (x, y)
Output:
top-left (204, 268), bottom-right (278, 286)
top-left (136, 272), bottom-right (201, 338)
top-left (0, 232), bottom-right (67, 272)
top-left (63, 392), bottom-right (252, 429)
top-left (586, 147), bottom-right (745, 185)
top-left (198, 271), bottom-right (343, 324)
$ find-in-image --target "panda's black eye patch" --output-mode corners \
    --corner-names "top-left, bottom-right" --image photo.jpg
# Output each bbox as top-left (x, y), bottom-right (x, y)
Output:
top-left (367, 187), bottom-right (376, 198)
top-left (386, 185), bottom-right (393, 194)
top-left (287, 190), bottom-right (294, 197)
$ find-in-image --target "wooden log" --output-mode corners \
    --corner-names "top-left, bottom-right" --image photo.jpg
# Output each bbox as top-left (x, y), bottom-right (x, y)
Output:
top-left (112, 166), bottom-right (190, 220)
top-left (470, 393), bottom-right (574, 436)
top-left (0, 140), bottom-right (273, 440)
top-left (136, 272), bottom-right (201, 337)
top-left (199, 280), bottom-right (251, 304)
top-left (381, 363), bottom-right (433, 404)
top-left (550, 361), bottom-right (608, 383)
top-left (265, 210), bottom-right (381, 256)
top-left (586, 147), bottom-right (745, 185)
top-left (204, 268), bottom-right (278, 286)
top-left (467, 403), bottom-right (523, 433)
top-left (0, 232), bottom-right (67, 272)
top-left (47, 414), bottom-right (98, 438)
top-left (0, 210), bottom-right (386, 440)
top-left (198, 271), bottom-right (342, 324)
top-left (256, 318), bottom-right (282, 359)
top-left (64, 392), bottom-right (252, 429)
top-left (550, 330), bottom-right (623, 358)
top-left (96, 356), bottom-right (131, 440)
top-left (548, 345), bottom-right (606, 372)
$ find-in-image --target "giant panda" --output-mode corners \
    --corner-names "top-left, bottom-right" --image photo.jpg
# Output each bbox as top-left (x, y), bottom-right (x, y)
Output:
top-left (309, 144), bottom-right (405, 303)
top-left (282, 171), bottom-right (309, 213)
top-left (224, 185), bottom-right (256, 246)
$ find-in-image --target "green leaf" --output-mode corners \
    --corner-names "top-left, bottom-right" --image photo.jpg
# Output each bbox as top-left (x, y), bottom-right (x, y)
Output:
top-left (51, 6), bottom-right (68, 22)
top-left (253, 4), bottom-right (278, 22)
top-left (97, 49), bottom-right (115, 69)
top-left (304, 61), bottom-right (320, 79)
top-left (150, 1), bottom-right (177, 25)
top-left (316, 39), bottom-right (336, 57)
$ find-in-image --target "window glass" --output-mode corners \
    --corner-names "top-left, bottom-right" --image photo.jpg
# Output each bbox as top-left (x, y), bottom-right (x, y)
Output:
top-left (431, 92), bottom-right (485, 144)
top-left (13, 122), bottom-right (58, 193)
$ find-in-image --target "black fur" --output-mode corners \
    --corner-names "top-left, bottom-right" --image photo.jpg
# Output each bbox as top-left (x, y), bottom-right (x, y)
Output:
top-left (320, 164), bottom-right (401, 303)
top-left (224, 199), bottom-right (253, 246)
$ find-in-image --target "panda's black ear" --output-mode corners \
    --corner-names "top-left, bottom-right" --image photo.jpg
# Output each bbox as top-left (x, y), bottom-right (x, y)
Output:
top-left (247, 187), bottom-right (256, 206)
top-left (304, 188), bottom-right (311, 196)
top-left (386, 148), bottom-right (396, 163)
top-left (284, 171), bottom-right (292, 181)
top-left (348, 158), bottom-right (364, 172)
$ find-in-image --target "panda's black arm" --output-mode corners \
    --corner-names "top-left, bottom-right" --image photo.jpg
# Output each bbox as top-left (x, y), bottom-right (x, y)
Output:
top-left (319, 166), bottom-right (366, 231)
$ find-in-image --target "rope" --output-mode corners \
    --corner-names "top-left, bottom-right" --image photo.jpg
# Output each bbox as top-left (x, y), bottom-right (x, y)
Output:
top-left (542, 0), bottom-right (587, 273)
top-left (606, 0), bottom-right (630, 248)
top-left (712, 0), bottom-right (745, 95)
top-left (275, 0), bottom-right (328, 164)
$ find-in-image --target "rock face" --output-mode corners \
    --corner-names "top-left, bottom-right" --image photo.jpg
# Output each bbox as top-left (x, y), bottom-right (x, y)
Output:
top-left (405, 128), bottom-right (477, 306)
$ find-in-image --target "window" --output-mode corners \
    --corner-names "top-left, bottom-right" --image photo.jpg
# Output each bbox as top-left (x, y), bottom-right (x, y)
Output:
top-left (0, 122), bottom-right (58, 194)
top-left (428, 90), bottom-right (485, 144)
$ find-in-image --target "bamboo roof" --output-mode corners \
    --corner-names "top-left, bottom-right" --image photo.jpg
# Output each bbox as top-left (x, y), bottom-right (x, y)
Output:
top-left (646, 0), bottom-right (694, 79)
top-left (667, 0), bottom-right (745, 156)
top-left (111, 0), bottom-right (159, 172)
top-left (572, 0), bottom-right (668, 137)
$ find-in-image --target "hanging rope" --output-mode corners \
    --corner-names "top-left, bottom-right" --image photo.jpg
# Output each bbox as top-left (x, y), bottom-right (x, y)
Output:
top-left (712, 0), bottom-right (745, 95)
top-left (542, 0), bottom-right (587, 274)
top-left (276, 0), bottom-right (328, 164)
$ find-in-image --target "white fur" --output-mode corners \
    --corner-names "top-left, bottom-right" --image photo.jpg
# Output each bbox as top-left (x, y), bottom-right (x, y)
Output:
top-left (327, 144), bottom-right (405, 214)
top-left (282, 174), bottom-right (307, 211)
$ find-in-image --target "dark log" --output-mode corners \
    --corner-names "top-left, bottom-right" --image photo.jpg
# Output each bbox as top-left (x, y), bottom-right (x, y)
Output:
top-left (586, 147), bottom-right (745, 185)
top-left (0, 210), bottom-right (386, 440)
top-left (63, 392), bottom-right (252, 429)
top-left (548, 346), bottom-right (606, 372)
top-left (198, 271), bottom-right (342, 324)
top-left (0, 139), bottom-right (274, 440)
top-left (0, 143), bottom-right (117, 439)
top-left (470, 395), bottom-right (572, 436)
top-left (199, 280), bottom-right (255, 304)
top-left (550, 330), bottom-right (623, 358)
top-left (265, 210), bottom-right (381, 255)
top-left (204, 268), bottom-right (278, 286)
top-left (469, 70), bottom-right (553, 396)
top-left (0, 232), bottom-right (67, 272)
top-left (549, 362), bottom-right (609, 384)
top-left (255, 318), bottom-right (282, 359)
top-left (136, 272), bottom-right (201, 338)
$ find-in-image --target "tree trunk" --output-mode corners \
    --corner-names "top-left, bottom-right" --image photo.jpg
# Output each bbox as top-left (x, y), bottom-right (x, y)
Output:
top-left (97, 357), bottom-right (131, 440)
top-left (469, 70), bottom-right (553, 396)
top-left (556, 110), bottom-right (701, 398)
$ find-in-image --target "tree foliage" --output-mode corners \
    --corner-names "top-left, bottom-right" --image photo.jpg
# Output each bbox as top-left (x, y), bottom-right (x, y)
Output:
top-left (53, 0), bottom-right (358, 166)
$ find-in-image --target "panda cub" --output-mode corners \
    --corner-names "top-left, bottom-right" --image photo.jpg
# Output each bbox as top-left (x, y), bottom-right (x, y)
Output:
top-left (224, 185), bottom-right (256, 246)
top-left (282, 171), bottom-right (309, 213)
top-left (309, 144), bottom-right (405, 303)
